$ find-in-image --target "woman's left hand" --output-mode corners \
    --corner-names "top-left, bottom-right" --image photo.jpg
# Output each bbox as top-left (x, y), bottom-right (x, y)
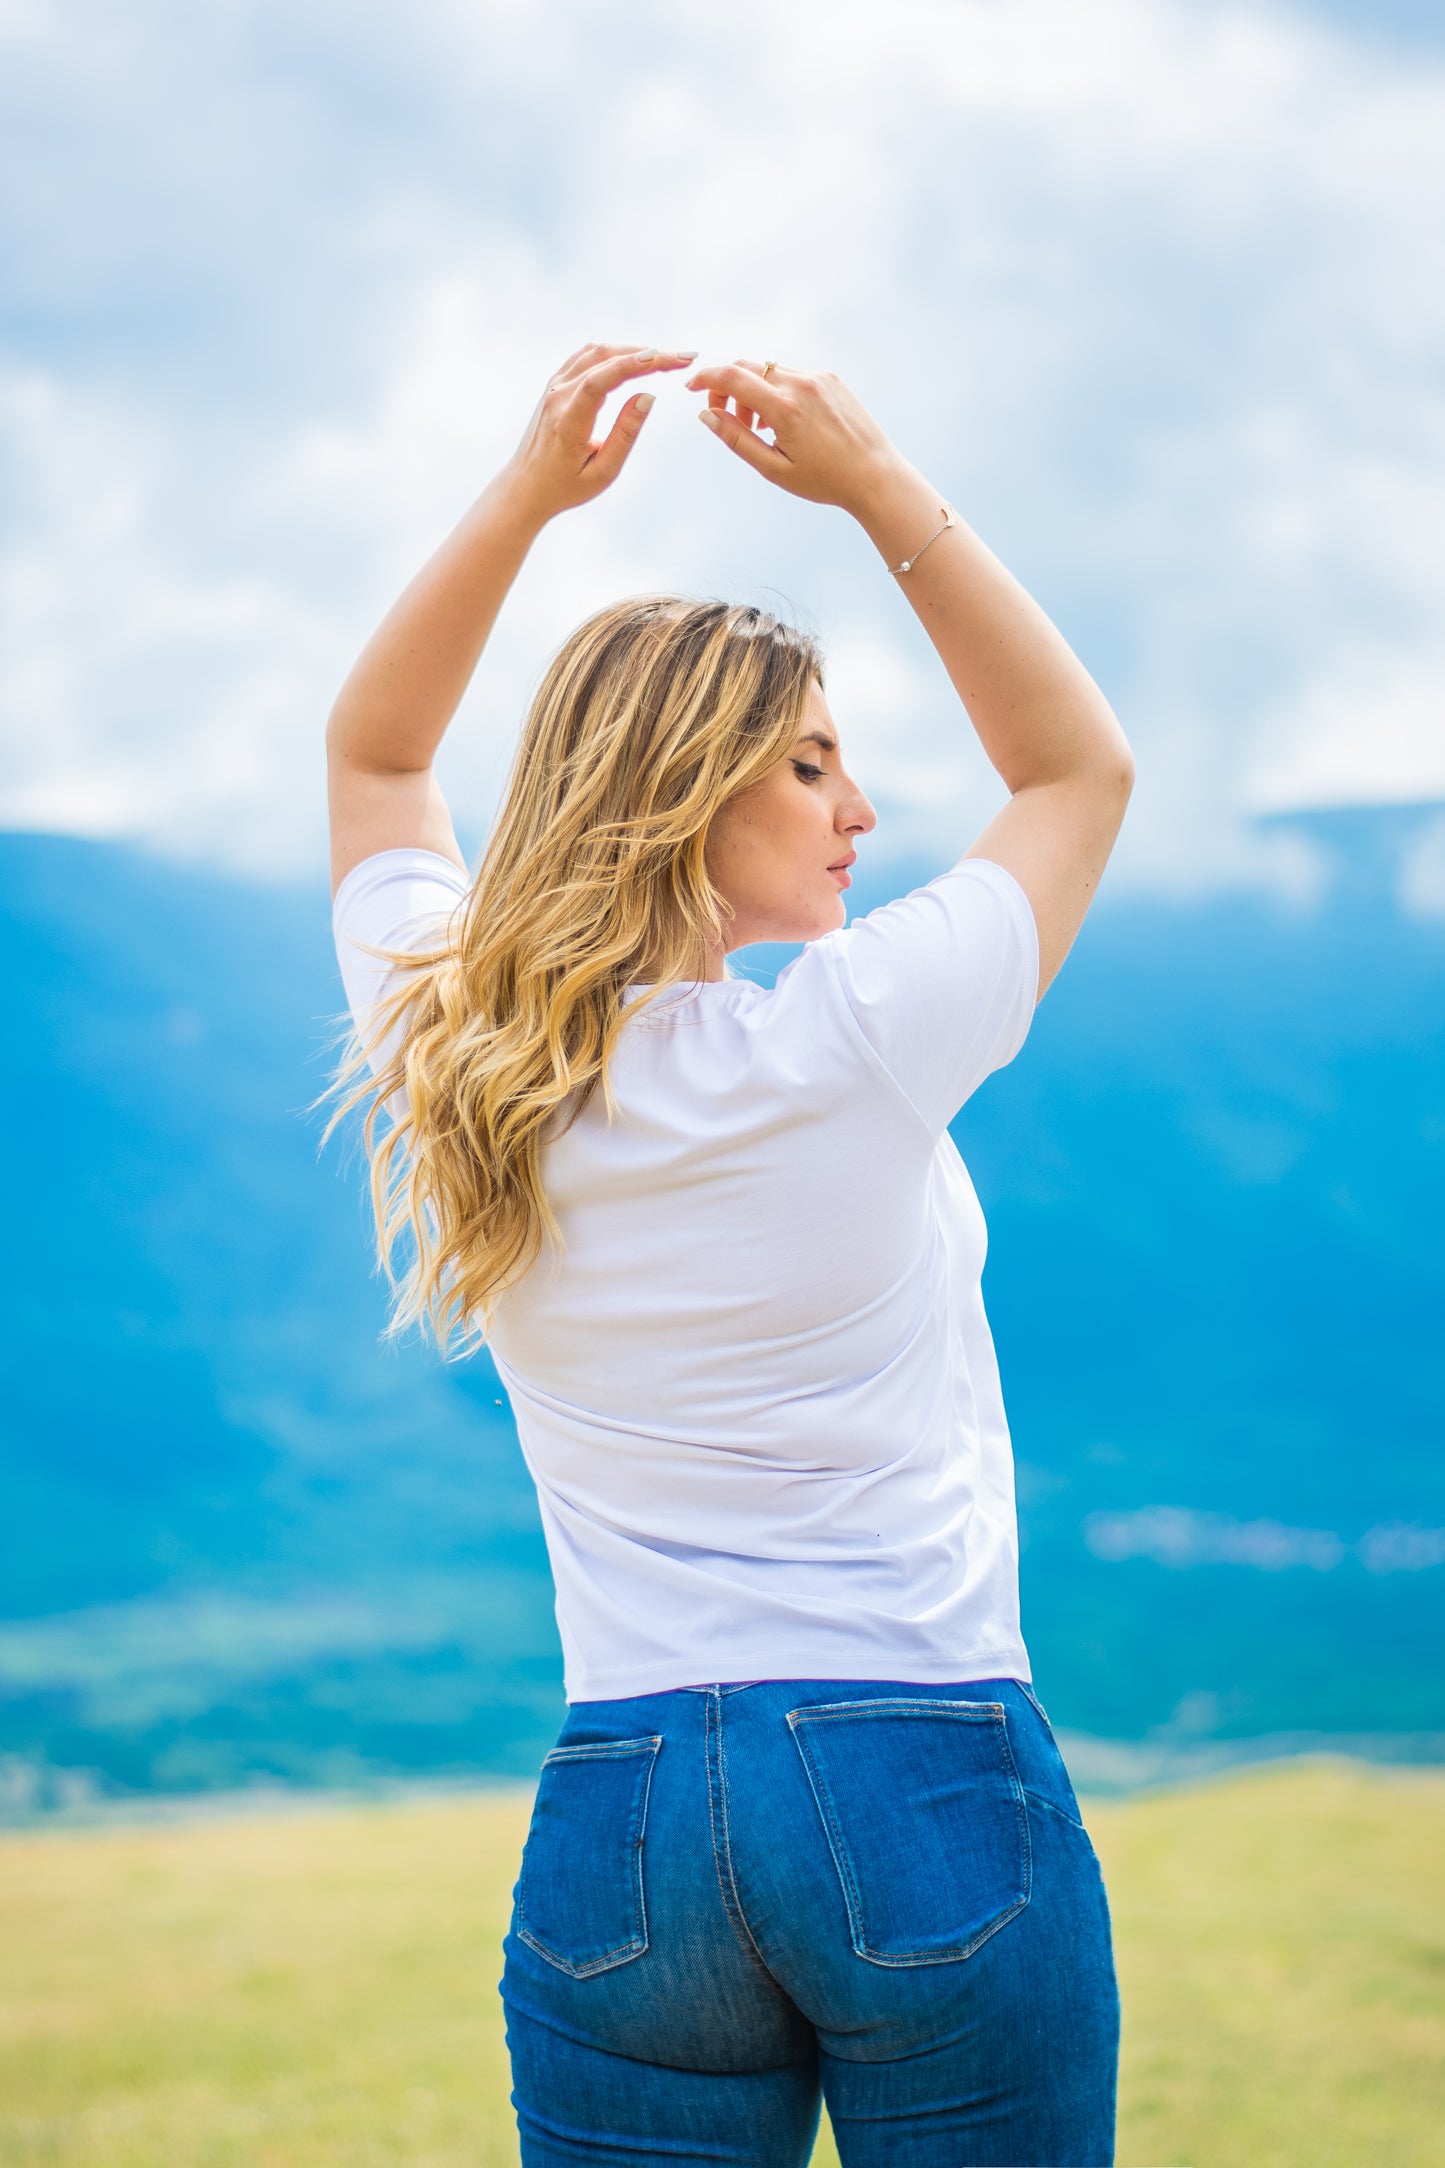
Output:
top-left (503, 343), bottom-right (695, 520)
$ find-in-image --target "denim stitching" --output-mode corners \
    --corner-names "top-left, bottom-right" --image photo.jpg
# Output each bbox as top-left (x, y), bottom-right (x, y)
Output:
top-left (516, 1735), bottom-right (661, 1980)
top-left (715, 1690), bottom-right (774, 1972)
top-left (629, 1737), bottom-right (661, 1966)
top-left (1010, 1685), bottom-right (1088, 1831)
top-left (704, 1688), bottom-right (775, 1980)
top-left (1015, 1680), bottom-right (1054, 1728)
top-left (540, 1737), bottom-right (662, 1765)
top-left (787, 1699), bottom-right (1033, 1968)
top-left (1022, 1784), bottom-right (1089, 1836)
top-left (788, 1716), bottom-right (869, 1953)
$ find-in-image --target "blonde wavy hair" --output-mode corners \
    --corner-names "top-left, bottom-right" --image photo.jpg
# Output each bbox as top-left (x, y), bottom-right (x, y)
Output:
top-left (320, 595), bottom-right (824, 1355)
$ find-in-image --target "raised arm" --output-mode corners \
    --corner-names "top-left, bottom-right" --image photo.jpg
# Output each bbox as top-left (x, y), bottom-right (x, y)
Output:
top-left (326, 342), bottom-right (696, 897)
top-left (686, 360), bottom-right (1134, 1000)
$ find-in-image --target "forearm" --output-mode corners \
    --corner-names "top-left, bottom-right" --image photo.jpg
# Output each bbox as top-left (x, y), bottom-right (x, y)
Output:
top-left (852, 460), bottom-right (1131, 794)
top-left (326, 463), bottom-right (548, 775)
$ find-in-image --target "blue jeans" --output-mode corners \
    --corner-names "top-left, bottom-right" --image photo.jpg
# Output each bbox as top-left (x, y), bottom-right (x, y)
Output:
top-left (501, 1676), bottom-right (1119, 2164)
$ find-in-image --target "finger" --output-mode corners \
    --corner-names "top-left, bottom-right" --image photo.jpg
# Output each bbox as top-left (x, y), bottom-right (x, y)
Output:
top-left (705, 386), bottom-right (763, 437)
top-left (563, 340), bottom-right (697, 369)
top-left (551, 343), bottom-right (633, 391)
top-left (698, 403), bottom-right (792, 482)
top-left (737, 361), bottom-right (794, 428)
top-left (552, 341), bottom-right (641, 391)
top-left (735, 357), bottom-right (792, 384)
top-left (584, 389), bottom-right (656, 488)
top-left (573, 349), bottom-right (695, 404)
top-left (552, 341), bottom-right (605, 381)
top-left (563, 342), bottom-right (697, 394)
top-left (685, 362), bottom-right (783, 424)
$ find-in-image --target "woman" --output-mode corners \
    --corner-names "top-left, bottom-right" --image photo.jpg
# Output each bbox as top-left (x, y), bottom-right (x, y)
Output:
top-left (326, 342), bottom-right (1134, 2166)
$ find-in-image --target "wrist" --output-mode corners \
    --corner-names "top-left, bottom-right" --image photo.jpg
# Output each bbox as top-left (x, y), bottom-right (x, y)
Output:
top-left (485, 458), bottom-right (558, 539)
top-left (848, 461), bottom-right (954, 561)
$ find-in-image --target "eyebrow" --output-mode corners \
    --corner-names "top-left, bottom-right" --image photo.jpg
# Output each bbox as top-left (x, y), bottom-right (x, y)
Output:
top-left (796, 729), bottom-right (838, 753)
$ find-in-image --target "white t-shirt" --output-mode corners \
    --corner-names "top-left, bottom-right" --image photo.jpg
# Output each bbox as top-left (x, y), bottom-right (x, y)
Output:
top-left (333, 846), bottom-right (1039, 1701)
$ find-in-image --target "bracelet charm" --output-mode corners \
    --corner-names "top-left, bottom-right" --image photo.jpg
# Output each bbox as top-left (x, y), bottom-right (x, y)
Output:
top-left (890, 504), bottom-right (957, 577)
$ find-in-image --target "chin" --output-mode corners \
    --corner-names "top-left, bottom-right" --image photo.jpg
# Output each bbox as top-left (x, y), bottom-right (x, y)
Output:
top-left (805, 898), bottom-right (848, 939)
top-left (754, 896), bottom-right (847, 946)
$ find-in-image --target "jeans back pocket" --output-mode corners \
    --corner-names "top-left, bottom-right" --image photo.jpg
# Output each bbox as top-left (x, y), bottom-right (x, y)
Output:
top-left (516, 1735), bottom-right (662, 1979)
top-left (788, 1698), bottom-right (1031, 1967)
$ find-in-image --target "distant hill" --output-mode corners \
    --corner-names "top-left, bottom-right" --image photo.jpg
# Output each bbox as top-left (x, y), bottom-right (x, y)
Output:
top-left (0, 834), bottom-right (560, 1806)
top-left (964, 805), bottom-right (1445, 1754)
top-left (2, 817), bottom-right (1442, 1808)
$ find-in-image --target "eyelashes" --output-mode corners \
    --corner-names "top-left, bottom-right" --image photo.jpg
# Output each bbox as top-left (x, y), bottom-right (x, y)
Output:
top-left (791, 761), bottom-right (825, 783)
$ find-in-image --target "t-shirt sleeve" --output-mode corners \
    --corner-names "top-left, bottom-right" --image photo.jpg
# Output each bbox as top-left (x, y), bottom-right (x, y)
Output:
top-left (826, 856), bottom-right (1039, 1137)
top-left (331, 846), bottom-right (470, 1073)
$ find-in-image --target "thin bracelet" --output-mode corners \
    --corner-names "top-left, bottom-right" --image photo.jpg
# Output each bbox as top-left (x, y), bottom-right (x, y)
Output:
top-left (889, 503), bottom-right (957, 577)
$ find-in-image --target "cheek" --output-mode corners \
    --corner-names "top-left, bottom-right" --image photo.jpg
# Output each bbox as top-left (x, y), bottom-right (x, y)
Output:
top-left (794, 797), bottom-right (835, 868)
top-left (764, 801), bottom-right (825, 890)
top-left (726, 792), bottom-right (800, 869)
top-left (710, 780), bottom-right (829, 909)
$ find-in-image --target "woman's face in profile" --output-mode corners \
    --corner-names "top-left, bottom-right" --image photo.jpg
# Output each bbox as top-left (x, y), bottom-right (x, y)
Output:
top-left (706, 681), bottom-right (876, 952)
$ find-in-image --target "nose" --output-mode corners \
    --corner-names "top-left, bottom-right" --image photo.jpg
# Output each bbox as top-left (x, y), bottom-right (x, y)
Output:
top-left (838, 772), bottom-right (877, 837)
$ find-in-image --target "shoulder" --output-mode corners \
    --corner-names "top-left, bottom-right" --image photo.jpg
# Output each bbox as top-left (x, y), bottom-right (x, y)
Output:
top-left (833, 856), bottom-right (1037, 963)
top-left (331, 847), bottom-right (470, 1041)
top-left (798, 858), bottom-right (1040, 1139)
top-left (332, 845), bottom-right (469, 934)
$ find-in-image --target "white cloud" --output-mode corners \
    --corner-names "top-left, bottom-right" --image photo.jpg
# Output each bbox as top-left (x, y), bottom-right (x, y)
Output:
top-left (1085, 1505), bottom-right (1346, 1570)
top-left (0, 0), bottom-right (1442, 889)
top-left (1245, 645), bottom-right (1445, 812)
top-left (1357, 1522), bottom-right (1445, 1573)
top-left (1397, 809), bottom-right (1445, 917)
top-left (0, 367), bottom-right (346, 872)
top-left (1084, 1505), bottom-right (1445, 1572)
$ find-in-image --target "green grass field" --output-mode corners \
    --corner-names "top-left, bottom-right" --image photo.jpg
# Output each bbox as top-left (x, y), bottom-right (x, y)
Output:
top-left (1, 1760), bottom-right (1440, 2166)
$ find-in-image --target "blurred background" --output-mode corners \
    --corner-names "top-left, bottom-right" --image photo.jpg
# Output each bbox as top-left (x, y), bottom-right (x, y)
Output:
top-left (2, 0), bottom-right (1442, 1818)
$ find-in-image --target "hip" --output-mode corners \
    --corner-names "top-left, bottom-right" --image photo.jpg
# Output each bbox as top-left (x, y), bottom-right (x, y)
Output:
top-left (502, 1674), bottom-right (1117, 2073)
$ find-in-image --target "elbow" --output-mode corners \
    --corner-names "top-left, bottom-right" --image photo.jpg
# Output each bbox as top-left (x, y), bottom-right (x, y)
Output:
top-left (1024, 734), bottom-right (1135, 806)
top-left (1092, 702), bottom-right (1135, 803)
top-left (325, 706), bottom-right (412, 779)
top-left (325, 704), bottom-right (351, 765)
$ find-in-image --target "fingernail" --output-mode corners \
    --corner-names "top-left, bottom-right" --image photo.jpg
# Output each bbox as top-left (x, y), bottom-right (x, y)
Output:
top-left (636, 349), bottom-right (658, 364)
top-left (677, 350), bottom-right (698, 360)
top-left (699, 410), bottom-right (721, 430)
top-left (635, 392), bottom-right (655, 415)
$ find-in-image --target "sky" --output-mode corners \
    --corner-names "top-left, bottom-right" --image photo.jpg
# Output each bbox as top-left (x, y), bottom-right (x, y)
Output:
top-left (2, 0), bottom-right (1443, 905)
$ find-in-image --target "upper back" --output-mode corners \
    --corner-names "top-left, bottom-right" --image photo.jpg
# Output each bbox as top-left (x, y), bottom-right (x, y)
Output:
top-left (332, 846), bottom-right (1039, 1411)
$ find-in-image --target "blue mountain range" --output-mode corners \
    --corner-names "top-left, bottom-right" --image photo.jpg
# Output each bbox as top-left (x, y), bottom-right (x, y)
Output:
top-left (2, 814), bottom-right (1441, 1810)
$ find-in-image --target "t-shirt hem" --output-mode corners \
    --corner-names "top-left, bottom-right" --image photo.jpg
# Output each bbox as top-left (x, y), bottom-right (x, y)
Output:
top-left (564, 1643), bottom-right (1033, 1703)
top-left (330, 843), bottom-right (469, 932)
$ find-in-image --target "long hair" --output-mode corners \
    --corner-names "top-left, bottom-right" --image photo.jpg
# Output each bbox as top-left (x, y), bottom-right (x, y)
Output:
top-left (319, 595), bottom-right (824, 1355)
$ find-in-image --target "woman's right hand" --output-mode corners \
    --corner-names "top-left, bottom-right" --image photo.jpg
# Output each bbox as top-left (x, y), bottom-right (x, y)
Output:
top-left (503, 342), bottom-right (697, 521)
top-left (685, 359), bottom-right (907, 516)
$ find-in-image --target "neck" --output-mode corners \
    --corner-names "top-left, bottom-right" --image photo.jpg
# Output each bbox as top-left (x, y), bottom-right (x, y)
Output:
top-left (635, 935), bottom-right (729, 986)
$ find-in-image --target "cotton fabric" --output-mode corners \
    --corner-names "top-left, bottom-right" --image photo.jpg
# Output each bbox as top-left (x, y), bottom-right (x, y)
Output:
top-left (332, 846), bottom-right (1039, 1702)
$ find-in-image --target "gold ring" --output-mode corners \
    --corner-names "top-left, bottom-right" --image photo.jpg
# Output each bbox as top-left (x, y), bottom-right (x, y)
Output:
top-left (760, 359), bottom-right (776, 378)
